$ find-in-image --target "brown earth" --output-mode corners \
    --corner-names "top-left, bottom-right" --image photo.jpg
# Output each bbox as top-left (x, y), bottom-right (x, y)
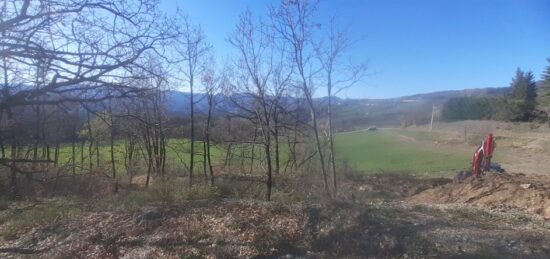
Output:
top-left (2, 198), bottom-right (550, 259)
top-left (410, 172), bottom-right (550, 219)
top-left (2, 173), bottom-right (550, 258)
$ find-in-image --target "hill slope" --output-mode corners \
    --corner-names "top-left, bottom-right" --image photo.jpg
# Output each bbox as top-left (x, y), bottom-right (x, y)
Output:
top-left (164, 86), bottom-right (513, 129)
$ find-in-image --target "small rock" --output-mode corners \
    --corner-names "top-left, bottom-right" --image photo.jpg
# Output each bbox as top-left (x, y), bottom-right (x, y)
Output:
top-left (520, 184), bottom-right (531, 189)
top-left (544, 207), bottom-right (550, 219)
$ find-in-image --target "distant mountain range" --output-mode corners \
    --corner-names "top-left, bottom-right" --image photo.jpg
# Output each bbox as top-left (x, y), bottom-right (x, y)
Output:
top-left (164, 91), bottom-right (233, 115)
top-left (393, 87), bottom-right (511, 103)
top-left (166, 82), bottom-right (550, 130)
top-left (165, 87), bottom-right (512, 114)
top-left (165, 87), bottom-right (512, 128)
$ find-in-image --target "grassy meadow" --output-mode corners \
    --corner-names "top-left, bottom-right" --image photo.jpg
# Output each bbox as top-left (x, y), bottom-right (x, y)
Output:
top-left (335, 129), bottom-right (471, 176)
top-left (52, 128), bottom-right (473, 177)
top-left (55, 139), bottom-right (225, 174)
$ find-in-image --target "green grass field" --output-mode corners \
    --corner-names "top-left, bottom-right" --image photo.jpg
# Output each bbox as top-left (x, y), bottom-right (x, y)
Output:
top-left (52, 128), bottom-right (471, 177)
top-left (335, 129), bottom-right (471, 176)
top-left (55, 139), bottom-right (225, 174)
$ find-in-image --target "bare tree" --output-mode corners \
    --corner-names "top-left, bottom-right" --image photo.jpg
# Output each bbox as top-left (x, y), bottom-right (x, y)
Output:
top-left (120, 64), bottom-right (168, 187)
top-left (1, 0), bottom-right (174, 110)
top-left (176, 14), bottom-right (212, 187)
top-left (201, 69), bottom-right (221, 185)
top-left (227, 9), bottom-right (278, 200)
top-left (270, 0), bottom-right (331, 196)
top-left (0, 0), bottom-right (177, 197)
top-left (315, 17), bottom-right (366, 197)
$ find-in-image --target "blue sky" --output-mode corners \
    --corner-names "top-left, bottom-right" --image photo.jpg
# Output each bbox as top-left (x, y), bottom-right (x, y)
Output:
top-left (161, 0), bottom-right (550, 99)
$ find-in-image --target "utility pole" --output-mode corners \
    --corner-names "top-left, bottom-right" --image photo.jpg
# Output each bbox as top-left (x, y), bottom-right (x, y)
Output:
top-left (430, 105), bottom-right (435, 132)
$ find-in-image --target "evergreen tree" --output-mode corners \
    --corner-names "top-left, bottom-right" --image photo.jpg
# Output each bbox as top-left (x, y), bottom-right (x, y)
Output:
top-left (541, 58), bottom-right (550, 88)
top-left (508, 68), bottom-right (537, 121)
top-left (538, 58), bottom-right (550, 125)
top-left (441, 96), bottom-right (502, 121)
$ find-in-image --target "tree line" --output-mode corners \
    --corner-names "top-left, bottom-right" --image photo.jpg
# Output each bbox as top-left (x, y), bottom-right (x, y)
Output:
top-left (0, 0), bottom-right (365, 200)
top-left (442, 65), bottom-right (550, 123)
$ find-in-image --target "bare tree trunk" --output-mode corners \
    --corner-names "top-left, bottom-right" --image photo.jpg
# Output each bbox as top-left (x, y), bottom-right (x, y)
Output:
top-left (205, 100), bottom-right (214, 185)
top-left (249, 128), bottom-right (258, 175)
top-left (160, 138), bottom-right (166, 177)
top-left (306, 92), bottom-right (330, 197)
top-left (144, 124), bottom-right (153, 187)
top-left (158, 107), bottom-right (166, 177)
top-left (54, 143), bottom-right (60, 168)
top-left (32, 105), bottom-right (39, 171)
top-left (124, 138), bottom-right (135, 184)
top-left (95, 141), bottom-right (100, 168)
top-left (240, 145), bottom-right (245, 173)
top-left (152, 128), bottom-right (159, 176)
top-left (224, 144), bottom-right (232, 166)
top-left (328, 112), bottom-right (337, 197)
top-left (202, 140), bottom-right (207, 180)
top-left (261, 108), bottom-right (273, 201)
top-left (223, 117), bottom-right (233, 169)
top-left (45, 144), bottom-right (50, 162)
top-left (71, 137), bottom-right (76, 176)
top-left (289, 119), bottom-right (299, 171)
top-left (3, 32), bottom-right (16, 197)
top-left (10, 142), bottom-right (17, 198)
top-left (327, 83), bottom-right (337, 197)
top-left (109, 104), bottom-right (116, 179)
top-left (207, 139), bottom-right (214, 186)
top-left (110, 131), bottom-right (116, 178)
top-left (273, 111), bottom-right (280, 175)
top-left (264, 135), bottom-right (273, 201)
top-left (87, 112), bottom-right (93, 171)
top-left (283, 136), bottom-right (294, 174)
top-left (5, 107), bottom-right (17, 198)
top-left (31, 65), bottom-right (42, 171)
top-left (189, 73), bottom-right (195, 187)
top-left (146, 158), bottom-right (152, 187)
top-left (80, 140), bottom-right (85, 172)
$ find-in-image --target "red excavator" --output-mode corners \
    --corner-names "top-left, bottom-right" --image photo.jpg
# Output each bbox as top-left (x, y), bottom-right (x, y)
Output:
top-left (472, 133), bottom-right (496, 177)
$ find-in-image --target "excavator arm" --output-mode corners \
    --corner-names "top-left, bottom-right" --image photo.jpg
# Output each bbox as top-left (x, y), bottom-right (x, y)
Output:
top-left (472, 133), bottom-right (496, 177)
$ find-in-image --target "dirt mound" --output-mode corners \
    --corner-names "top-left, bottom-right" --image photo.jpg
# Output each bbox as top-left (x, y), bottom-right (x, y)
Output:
top-left (410, 172), bottom-right (550, 219)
